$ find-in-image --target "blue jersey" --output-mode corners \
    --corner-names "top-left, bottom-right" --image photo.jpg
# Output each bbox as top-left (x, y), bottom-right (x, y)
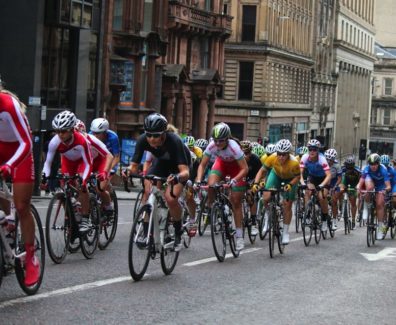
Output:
top-left (103, 130), bottom-right (120, 155)
top-left (361, 164), bottom-right (390, 190)
top-left (299, 153), bottom-right (330, 178)
top-left (384, 165), bottom-right (395, 185)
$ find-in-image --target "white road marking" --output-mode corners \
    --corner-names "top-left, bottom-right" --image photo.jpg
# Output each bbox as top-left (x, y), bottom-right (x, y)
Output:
top-left (360, 247), bottom-right (396, 261)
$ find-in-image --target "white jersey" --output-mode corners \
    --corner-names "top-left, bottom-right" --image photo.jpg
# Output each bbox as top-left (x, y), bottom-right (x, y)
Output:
top-left (204, 139), bottom-right (244, 162)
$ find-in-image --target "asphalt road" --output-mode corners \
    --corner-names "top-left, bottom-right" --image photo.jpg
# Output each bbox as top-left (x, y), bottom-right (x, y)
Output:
top-left (1, 193), bottom-right (396, 325)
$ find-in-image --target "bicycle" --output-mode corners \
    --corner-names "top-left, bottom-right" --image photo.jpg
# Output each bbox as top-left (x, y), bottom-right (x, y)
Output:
top-left (196, 185), bottom-right (210, 236)
top-left (294, 184), bottom-right (305, 233)
top-left (45, 174), bottom-right (100, 263)
top-left (302, 186), bottom-right (330, 246)
top-left (201, 181), bottom-right (239, 262)
top-left (0, 179), bottom-right (45, 295)
top-left (87, 174), bottom-right (118, 250)
top-left (242, 189), bottom-right (257, 244)
top-left (262, 187), bottom-right (285, 258)
top-left (179, 183), bottom-right (198, 248)
top-left (128, 174), bottom-right (179, 281)
top-left (360, 190), bottom-right (379, 247)
top-left (382, 192), bottom-right (396, 239)
top-left (341, 186), bottom-right (355, 235)
top-left (257, 188), bottom-right (269, 240)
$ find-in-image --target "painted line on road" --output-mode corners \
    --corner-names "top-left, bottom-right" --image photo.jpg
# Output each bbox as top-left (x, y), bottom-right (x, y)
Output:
top-left (0, 276), bottom-right (132, 309)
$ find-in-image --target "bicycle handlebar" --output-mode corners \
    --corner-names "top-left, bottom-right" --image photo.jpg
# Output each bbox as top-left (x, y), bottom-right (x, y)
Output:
top-left (127, 173), bottom-right (176, 198)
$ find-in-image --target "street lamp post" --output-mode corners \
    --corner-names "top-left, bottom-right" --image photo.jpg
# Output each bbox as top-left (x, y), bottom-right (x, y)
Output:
top-left (352, 112), bottom-right (360, 155)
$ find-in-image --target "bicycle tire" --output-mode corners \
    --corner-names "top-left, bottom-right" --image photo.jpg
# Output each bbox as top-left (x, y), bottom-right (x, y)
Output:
top-left (210, 204), bottom-right (226, 262)
top-left (243, 201), bottom-right (256, 244)
top-left (343, 200), bottom-right (349, 235)
top-left (276, 212), bottom-right (284, 254)
top-left (302, 208), bottom-right (313, 247)
top-left (197, 194), bottom-right (209, 236)
top-left (80, 194), bottom-right (99, 259)
top-left (15, 204), bottom-right (46, 295)
top-left (128, 205), bottom-right (151, 281)
top-left (133, 189), bottom-right (144, 220)
top-left (98, 189), bottom-right (118, 250)
top-left (367, 207), bottom-right (375, 247)
top-left (390, 210), bottom-right (396, 239)
top-left (269, 207), bottom-right (275, 258)
top-left (160, 220), bottom-right (180, 275)
top-left (182, 210), bottom-right (192, 248)
top-left (328, 217), bottom-right (335, 239)
top-left (228, 208), bottom-right (240, 258)
top-left (45, 193), bottom-right (71, 264)
top-left (313, 207), bottom-right (321, 244)
top-left (294, 196), bottom-right (302, 233)
top-left (259, 202), bottom-right (269, 240)
top-left (0, 242), bottom-right (3, 287)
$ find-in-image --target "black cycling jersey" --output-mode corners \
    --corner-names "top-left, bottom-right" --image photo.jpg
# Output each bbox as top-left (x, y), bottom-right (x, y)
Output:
top-left (341, 166), bottom-right (361, 187)
top-left (246, 153), bottom-right (262, 181)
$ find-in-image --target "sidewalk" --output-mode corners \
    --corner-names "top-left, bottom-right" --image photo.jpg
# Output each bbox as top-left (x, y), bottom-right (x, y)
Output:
top-left (33, 185), bottom-right (141, 201)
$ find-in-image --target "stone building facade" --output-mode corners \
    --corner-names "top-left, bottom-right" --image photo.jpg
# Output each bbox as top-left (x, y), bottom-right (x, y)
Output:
top-left (332, 0), bottom-right (375, 157)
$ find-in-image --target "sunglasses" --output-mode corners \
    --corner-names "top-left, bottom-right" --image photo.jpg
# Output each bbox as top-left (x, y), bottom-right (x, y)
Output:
top-left (56, 129), bottom-right (72, 134)
top-left (145, 132), bottom-right (163, 138)
top-left (214, 139), bottom-right (227, 144)
top-left (308, 147), bottom-right (318, 152)
top-left (277, 152), bottom-right (288, 156)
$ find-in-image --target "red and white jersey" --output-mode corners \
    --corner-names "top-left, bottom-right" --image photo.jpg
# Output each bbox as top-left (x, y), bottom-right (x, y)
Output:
top-left (43, 130), bottom-right (92, 182)
top-left (86, 133), bottom-right (111, 160)
top-left (0, 92), bottom-right (32, 168)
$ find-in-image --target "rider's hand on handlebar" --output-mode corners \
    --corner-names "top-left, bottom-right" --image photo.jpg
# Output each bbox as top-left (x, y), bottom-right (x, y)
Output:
top-left (0, 164), bottom-right (12, 179)
top-left (168, 174), bottom-right (180, 185)
top-left (284, 184), bottom-right (292, 192)
top-left (193, 181), bottom-right (201, 191)
top-left (251, 183), bottom-right (260, 193)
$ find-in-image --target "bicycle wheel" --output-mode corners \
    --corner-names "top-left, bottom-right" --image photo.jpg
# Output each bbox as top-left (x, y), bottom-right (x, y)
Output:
top-left (294, 196), bottom-right (302, 233)
top-left (259, 203), bottom-right (269, 240)
top-left (228, 208), bottom-right (240, 258)
top-left (314, 208), bottom-right (321, 244)
top-left (98, 189), bottom-right (118, 250)
top-left (367, 208), bottom-right (376, 247)
top-left (276, 214), bottom-right (284, 254)
top-left (80, 194), bottom-right (99, 259)
top-left (243, 201), bottom-right (256, 244)
top-left (210, 204), bottom-right (226, 262)
top-left (182, 210), bottom-right (192, 248)
top-left (133, 189), bottom-right (144, 220)
top-left (15, 205), bottom-right (45, 295)
top-left (128, 205), bottom-right (151, 281)
top-left (0, 243), bottom-right (3, 287)
top-left (197, 194), bottom-right (209, 236)
top-left (269, 207), bottom-right (276, 258)
top-left (45, 193), bottom-right (71, 264)
top-left (160, 220), bottom-right (180, 275)
top-left (302, 208), bottom-right (313, 247)
top-left (390, 210), bottom-right (396, 239)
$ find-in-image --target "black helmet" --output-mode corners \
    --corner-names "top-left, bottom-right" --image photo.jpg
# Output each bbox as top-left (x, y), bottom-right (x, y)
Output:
top-left (367, 153), bottom-right (380, 165)
top-left (144, 113), bottom-right (168, 133)
top-left (212, 122), bottom-right (231, 140)
top-left (344, 155), bottom-right (356, 168)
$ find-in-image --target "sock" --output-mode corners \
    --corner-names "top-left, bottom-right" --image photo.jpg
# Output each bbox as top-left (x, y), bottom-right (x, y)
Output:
top-left (236, 228), bottom-right (243, 238)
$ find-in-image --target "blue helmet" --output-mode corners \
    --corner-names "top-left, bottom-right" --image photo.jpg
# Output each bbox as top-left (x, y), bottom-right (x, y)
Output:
top-left (380, 154), bottom-right (390, 166)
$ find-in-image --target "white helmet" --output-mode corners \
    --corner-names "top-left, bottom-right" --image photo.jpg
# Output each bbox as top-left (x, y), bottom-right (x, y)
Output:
top-left (265, 143), bottom-right (276, 155)
top-left (325, 148), bottom-right (337, 161)
top-left (275, 139), bottom-right (292, 153)
top-left (75, 119), bottom-right (86, 133)
top-left (90, 118), bottom-right (109, 133)
top-left (307, 139), bottom-right (321, 148)
top-left (52, 110), bottom-right (77, 130)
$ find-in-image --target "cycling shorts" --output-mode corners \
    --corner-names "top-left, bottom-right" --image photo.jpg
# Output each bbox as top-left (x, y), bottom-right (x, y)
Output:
top-left (210, 158), bottom-right (246, 191)
top-left (0, 141), bottom-right (34, 183)
top-left (62, 157), bottom-right (85, 178)
top-left (265, 169), bottom-right (297, 201)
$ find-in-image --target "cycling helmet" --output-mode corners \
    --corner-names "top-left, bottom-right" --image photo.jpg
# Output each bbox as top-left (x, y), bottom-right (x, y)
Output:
top-left (367, 153), bottom-right (380, 164)
top-left (212, 122), bottom-right (231, 140)
top-left (52, 110), bottom-right (77, 130)
top-left (251, 141), bottom-right (260, 148)
top-left (380, 154), bottom-right (390, 166)
top-left (252, 145), bottom-right (265, 157)
top-left (240, 140), bottom-right (252, 152)
top-left (75, 119), bottom-right (86, 133)
top-left (195, 138), bottom-right (208, 150)
top-left (297, 146), bottom-right (309, 156)
top-left (275, 139), bottom-right (292, 153)
top-left (265, 143), bottom-right (276, 155)
top-left (307, 139), bottom-right (321, 148)
top-left (325, 148), bottom-right (337, 161)
top-left (184, 135), bottom-right (195, 147)
top-left (344, 155), bottom-right (356, 168)
top-left (144, 113), bottom-right (168, 133)
top-left (301, 146), bottom-right (309, 155)
top-left (90, 118), bottom-right (109, 133)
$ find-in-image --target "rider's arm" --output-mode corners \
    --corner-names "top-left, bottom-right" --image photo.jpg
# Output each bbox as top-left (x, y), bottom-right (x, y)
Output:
top-left (88, 134), bottom-right (114, 173)
top-left (254, 166), bottom-right (267, 184)
top-left (234, 157), bottom-right (248, 182)
top-left (320, 169), bottom-right (332, 187)
top-left (385, 180), bottom-right (391, 192)
top-left (176, 164), bottom-right (190, 183)
top-left (196, 154), bottom-right (210, 182)
top-left (42, 136), bottom-right (61, 177)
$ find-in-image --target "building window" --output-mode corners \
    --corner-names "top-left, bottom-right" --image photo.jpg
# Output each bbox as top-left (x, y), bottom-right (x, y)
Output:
top-left (371, 107), bottom-right (377, 124)
top-left (113, 0), bottom-right (123, 30)
top-left (223, 4), bottom-right (228, 15)
top-left (205, 0), bottom-right (212, 11)
top-left (200, 38), bottom-right (210, 69)
top-left (242, 5), bottom-right (256, 42)
top-left (384, 78), bottom-right (393, 96)
top-left (383, 108), bottom-right (391, 125)
top-left (238, 62), bottom-right (254, 100)
top-left (143, 0), bottom-right (153, 32)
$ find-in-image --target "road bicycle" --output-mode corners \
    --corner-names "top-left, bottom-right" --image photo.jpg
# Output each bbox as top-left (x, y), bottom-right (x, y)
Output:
top-left (128, 174), bottom-right (179, 281)
top-left (262, 187), bottom-right (285, 258)
top-left (257, 188), bottom-right (269, 240)
top-left (87, 174), bottom-right (118, 250)
top-left (45, 174), bottom-right (100, 263)
top-left (196, 185), bottom-right (210, 236)
top-left (201, 181), bottom-right (239, 262)
top-left (341, 186), bottom-right (356, 235)
top-left (242, 187), bottom-right (257, 244)
top-left (0, 179), bottom-right (45, 295)
top-left (360, 190), bottom-right (383, 247)
top-left (302, 186), bottom-right (331, 246)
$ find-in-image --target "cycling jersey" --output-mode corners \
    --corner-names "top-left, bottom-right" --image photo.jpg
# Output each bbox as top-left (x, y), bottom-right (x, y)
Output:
top-left (43, 130), bottom-right (93, 183)
top-left (263, 153), bottom-right (300, 180)
top-left (329, 161), bottom-right (342, 188)
top-left (299, 153), bottom-right (330, 177)
top-left (0, 92), bottom-right (34, 182)
top-left (260, 153), bottom-right (270, 166)
top-left (133, 132), bottom-right (190, 177)
top-left (246, 153), bottom-right (262, 181)
top-left (341, 166), bottom-right (361, 187)
top-left (204, 139), bottom-right (244, 162)
top-left (86, 134), bottom-right (111, 173)
top-left (361, 164), bottom-right (390, 190)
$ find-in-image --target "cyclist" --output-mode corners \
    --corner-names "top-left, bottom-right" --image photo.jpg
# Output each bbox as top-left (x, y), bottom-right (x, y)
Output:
top-left (380, 154), bottom-right (396, 208)
top-left (299, 139), bottom-right (332, 231)
top-left (252, 139), bottom-right (300, 244)
top-left (339, 155), bottom-right (361, 229)
top-left (357, 153), bottom-right (391, 240)
top-left (241, 140), bottom-right (262, 236)
top-left (125, 113), bottom-right (190, 251)
top-left (195, 122), bottom-right (248, 251)
top-left (260, 143), bottom-right (276, 165)
top-left (43, 111), bottom-right (93, 233)
top-left (90, 118), bottom-right (120, 177)
top-left (325, 148), bottom-right (342, 230)
top-left (75, 120), bottom-right (114, 216)
top-left (252, 144), bottom-right (266, 161)
top-left (0, 87), bottom-right (40, 286)
top-left (296, 146), bottom-right (308, 163)
top-left (195, 138), bottom-right (209, 152)
top-left (183, 135), bottom-right (203, 181)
